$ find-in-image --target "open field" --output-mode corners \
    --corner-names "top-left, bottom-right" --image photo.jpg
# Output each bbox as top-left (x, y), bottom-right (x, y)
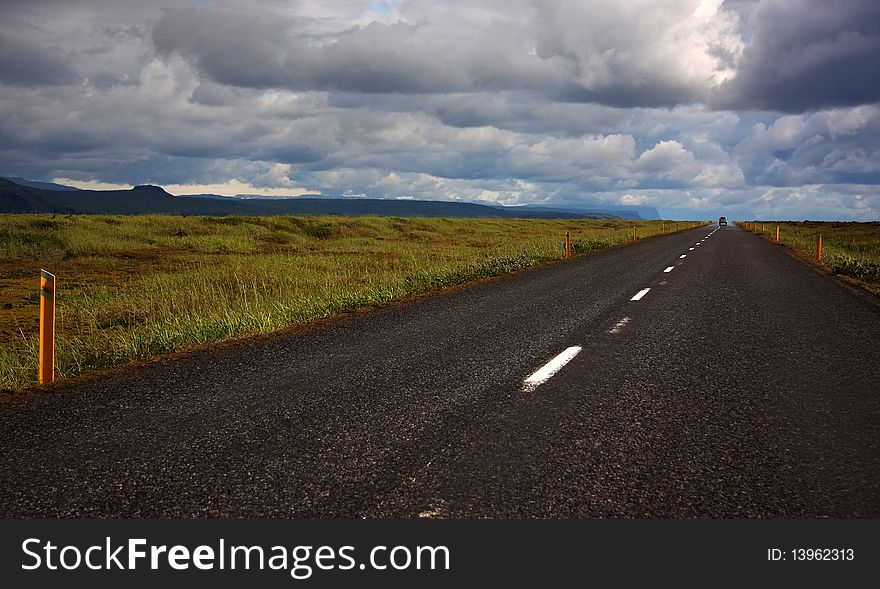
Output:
top-left (0, 215), bottom-right (701, 391)
top-left (736, 221), bottom-right (880, 294)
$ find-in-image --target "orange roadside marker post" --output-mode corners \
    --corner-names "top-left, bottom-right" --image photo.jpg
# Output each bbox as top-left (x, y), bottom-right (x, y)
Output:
top-left (565, 231), bottom-right (571, 258)
top-left (633, 226), bottom-right (638, 240)
top-left (817, 234), bottom-right (823, 260)
top-left (39, 269), bottom-right (55, 384)
top-left (776, 225), bottom-right (780, 242)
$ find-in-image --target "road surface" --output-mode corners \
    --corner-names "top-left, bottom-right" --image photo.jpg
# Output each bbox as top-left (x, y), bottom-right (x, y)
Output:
top-left (2, 224), bottom-right (879, 517)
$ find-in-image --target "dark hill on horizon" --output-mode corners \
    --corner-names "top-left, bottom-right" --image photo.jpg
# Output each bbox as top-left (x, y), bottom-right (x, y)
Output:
top-left (0, 178), bottom-right (643, 219)
top-left (2, 177), bottom-right (81, 192)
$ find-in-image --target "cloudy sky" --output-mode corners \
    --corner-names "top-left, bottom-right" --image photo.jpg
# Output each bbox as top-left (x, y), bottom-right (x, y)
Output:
top-left (1, 0), bottom-right (878, 219)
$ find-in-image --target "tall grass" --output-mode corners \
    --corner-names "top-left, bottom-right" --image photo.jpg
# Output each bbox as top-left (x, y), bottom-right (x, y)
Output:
top-left (738, 221), bottom-right (880, 287)
top-left (0, 214), bottom-right (703, 391)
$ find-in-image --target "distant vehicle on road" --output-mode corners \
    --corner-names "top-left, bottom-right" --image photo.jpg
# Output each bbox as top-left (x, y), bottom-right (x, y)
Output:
top-left (719, 216), bottom-right (727, 226)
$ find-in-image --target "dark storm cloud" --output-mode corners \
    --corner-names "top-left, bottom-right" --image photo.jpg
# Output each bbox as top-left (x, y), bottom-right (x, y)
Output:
top-left (148, 1), bottom-right (744, 109)
top-left (158, 1), bottom-right (879, 113)
top-left (0, 32), bottom-right (78, 86)
top-left (556, 83), bottom-right (700, 109)
top-left (718, 0), bottom-right (880, 112)
top-left (151, 9), bottom-right (292, 89)
top-left (152, 9), bottom-right (561, 95)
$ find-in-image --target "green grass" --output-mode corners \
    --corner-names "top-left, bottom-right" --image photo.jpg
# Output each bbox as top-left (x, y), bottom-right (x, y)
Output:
top-left (737, 221), bottom-right (880, 289)
top-left (0, 214), bottom-right (705, 391)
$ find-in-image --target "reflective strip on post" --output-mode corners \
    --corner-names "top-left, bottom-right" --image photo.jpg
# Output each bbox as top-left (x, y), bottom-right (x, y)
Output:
top-left (39, 269), bottom-right (55, 384)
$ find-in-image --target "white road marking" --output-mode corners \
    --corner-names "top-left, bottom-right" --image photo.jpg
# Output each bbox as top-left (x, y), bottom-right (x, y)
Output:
top-left (680, 254), bottom-right (687, 258)
top-left (630, 288), bottom-right (651, 301)
top-left (608, 317), bottom-right (631, 334)
top-left (689, 247), bottom-right (694, 250)
top-left (523, 346), bottom-right (582, 392)
top-left (663, 266), bottom-right (674, 273)
top-left (658, 280), bottom-right (668, 285)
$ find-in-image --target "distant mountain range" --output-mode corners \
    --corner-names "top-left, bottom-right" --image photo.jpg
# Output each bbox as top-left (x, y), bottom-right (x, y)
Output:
top-left (2, 177), bottom-right (81, 192)
top-left (0, 177), bottom-right (657, 219)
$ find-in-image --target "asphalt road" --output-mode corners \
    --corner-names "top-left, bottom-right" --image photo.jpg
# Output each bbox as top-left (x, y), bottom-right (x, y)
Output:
top-left (2, 224), bottom-right (879, 518)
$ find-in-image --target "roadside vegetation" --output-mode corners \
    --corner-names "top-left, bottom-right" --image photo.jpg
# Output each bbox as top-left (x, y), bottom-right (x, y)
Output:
top-left (1, 214), bottom-right (703, 391)
top-left (737, 221), bottom-right (880, 294)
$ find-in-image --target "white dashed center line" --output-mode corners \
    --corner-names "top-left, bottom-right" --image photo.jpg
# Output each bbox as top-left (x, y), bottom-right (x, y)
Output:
top-left (680, 254), bottom-right (687, 258)
top-left (663, 266), bottom-right (674, 273)
top-left (608, 317), bottom-right (631, 334)
top-left (630, 288), bottom-right (651, 301)
top-left (689, 247), bottom-right (695, 250)
top-left (523, 346), bottom-right (582, 392)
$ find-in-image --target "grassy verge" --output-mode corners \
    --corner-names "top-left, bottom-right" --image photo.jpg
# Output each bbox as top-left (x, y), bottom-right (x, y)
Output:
top-left (1, 214), bottom-right (704, 391)
top-left (736, 221), bottom-right (880, 294)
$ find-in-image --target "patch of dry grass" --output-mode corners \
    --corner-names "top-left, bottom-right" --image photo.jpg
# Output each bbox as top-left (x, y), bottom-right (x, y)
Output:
top-left (737, 220), bottom-right (880, 293)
